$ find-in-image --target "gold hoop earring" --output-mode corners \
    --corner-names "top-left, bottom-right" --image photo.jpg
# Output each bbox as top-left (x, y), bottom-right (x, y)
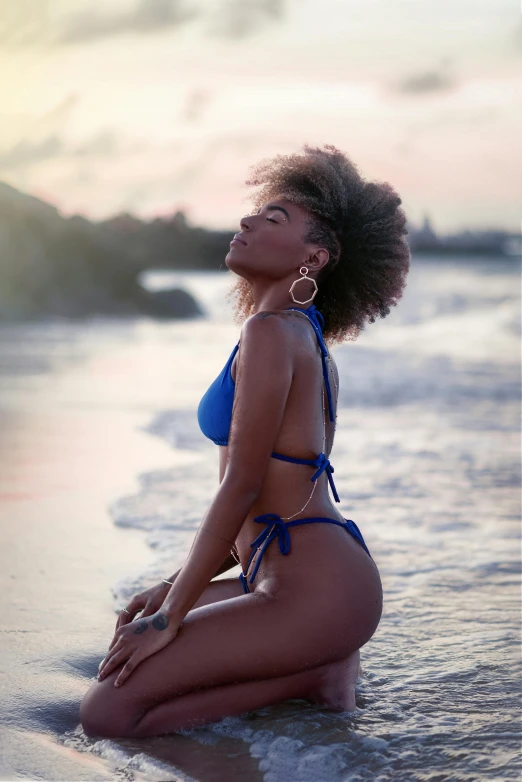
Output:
top-left (289, 266), bottom-right (318, 305)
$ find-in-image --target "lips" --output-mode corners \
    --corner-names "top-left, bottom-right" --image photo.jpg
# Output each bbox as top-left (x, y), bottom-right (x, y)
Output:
top-left (231, 234), bottom-right (247, 246)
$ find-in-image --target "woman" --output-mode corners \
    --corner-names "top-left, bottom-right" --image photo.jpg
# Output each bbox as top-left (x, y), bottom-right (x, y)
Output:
top-left (80, 144), bottom-right (410, 738)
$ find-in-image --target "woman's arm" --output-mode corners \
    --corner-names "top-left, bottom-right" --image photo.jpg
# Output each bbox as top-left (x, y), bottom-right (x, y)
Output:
top-left (97, 314), bottom-right (295, 688)
top-left (166, 550), bottom-right (237, 584)
top-left (161, 313), bottom-right (294, 623)
top-left (160, 441), bottom-right (237, 589)
top-left (113, 550), bottom-right (237, 638)
top-left (162, 424), bottom-right (238, 586)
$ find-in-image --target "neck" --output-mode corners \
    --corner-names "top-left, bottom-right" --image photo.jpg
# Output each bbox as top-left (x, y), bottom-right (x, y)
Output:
top-left (249, 279), bottom-right (314, 314)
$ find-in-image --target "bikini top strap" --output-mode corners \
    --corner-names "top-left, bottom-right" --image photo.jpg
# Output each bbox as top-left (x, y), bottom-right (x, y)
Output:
top-left (284, 304), bottom-right (335, 423)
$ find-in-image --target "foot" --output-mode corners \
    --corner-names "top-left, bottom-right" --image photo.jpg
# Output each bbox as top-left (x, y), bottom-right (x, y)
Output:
top-left (306, 649), bottom-right (361, 712)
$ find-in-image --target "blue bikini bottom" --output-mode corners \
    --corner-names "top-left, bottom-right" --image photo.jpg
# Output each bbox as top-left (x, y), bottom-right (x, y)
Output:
top-left (238, 512), bottom-right (373, 594)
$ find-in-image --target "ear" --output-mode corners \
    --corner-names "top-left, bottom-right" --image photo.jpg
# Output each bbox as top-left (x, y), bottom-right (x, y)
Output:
top-left (307, 247), bottom-right (330, 274)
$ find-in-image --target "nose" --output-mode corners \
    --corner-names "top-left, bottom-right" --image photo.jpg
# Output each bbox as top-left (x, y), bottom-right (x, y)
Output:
top-left (240, 214), bottom-right (253, 231)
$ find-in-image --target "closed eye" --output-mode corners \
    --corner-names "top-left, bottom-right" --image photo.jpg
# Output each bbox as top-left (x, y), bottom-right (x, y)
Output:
top-left (267, 217), bottom-right (279, 223)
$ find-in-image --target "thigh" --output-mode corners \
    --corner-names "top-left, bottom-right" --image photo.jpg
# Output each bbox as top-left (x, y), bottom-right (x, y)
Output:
top-left (191, 576), bottom-right (244, 609)
top-left (83, 582), bottom-right (355, 718)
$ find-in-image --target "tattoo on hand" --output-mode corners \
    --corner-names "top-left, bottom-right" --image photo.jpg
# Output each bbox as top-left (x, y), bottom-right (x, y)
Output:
top-left (152, 613), bottom-right (169, 631)
top-left (134, 620), bottom-right (149, 635)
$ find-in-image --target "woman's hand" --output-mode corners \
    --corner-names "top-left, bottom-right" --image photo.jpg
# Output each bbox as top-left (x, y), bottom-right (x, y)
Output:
top-left (98, 610), bottom-right (182, 687)
top-left (115, 576), bottom-right (179, 633)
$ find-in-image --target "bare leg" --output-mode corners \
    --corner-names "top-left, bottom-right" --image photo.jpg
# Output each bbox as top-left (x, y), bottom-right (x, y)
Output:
top-left (189, 577), bottom-right (245, 608)
top-left (80, 552), bottom-right (382, 740)
top-left (133, 649), bottom-right (361, 737)
top-left (124, 579), bottom-right (363, 735)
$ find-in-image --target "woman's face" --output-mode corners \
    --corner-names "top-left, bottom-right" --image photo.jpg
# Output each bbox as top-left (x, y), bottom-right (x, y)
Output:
top-left (225, 196), bottom-right (316, 281)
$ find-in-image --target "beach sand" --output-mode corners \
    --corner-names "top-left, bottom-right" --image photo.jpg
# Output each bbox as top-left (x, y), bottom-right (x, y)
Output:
top-left (0, 378), bottom-right (162, 779)
top-left (0, 314), bottom-right (261, 781)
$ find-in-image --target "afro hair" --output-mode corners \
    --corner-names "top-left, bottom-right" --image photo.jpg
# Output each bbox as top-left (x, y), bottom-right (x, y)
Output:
top-left (227, 143), bottom-right (411, 344)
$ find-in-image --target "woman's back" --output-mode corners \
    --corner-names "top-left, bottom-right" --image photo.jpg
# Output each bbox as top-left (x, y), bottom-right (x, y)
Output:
top-left (204, 307), bottom-right (341, 518)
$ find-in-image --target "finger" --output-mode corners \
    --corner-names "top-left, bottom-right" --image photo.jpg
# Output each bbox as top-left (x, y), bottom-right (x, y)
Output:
top-left (115, 612), bottom-right (128, 631)
top-left (106, 637), bottom-right (119, 657)
top-left (98, 647), bottom-right (130, 682)
top-left (98, 649), bottom-right (118, 681)
top-left (99, 649), bottom-right (128, 682)
top-left (108, 629), bottom-right (119, 651)
top-left (108, 630), bottom-right (123, 653)
top-left (139, 601), bottom-right (156, 619)
top-left (115, 612), bottom-right (126, 632)
top-left (118, 608), bottom-right (138, 628)
top-left (100, 637), bottom-right (124, 674)
top-left (117, 600), bottom-right (143, 630)
top-left (114, 654), bottom-right (141, 688)
top-left (110, 619), bottom-right (136, 652)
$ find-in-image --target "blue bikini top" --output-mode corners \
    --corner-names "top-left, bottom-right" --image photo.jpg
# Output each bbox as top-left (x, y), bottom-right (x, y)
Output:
top-left (197, 304), bottom-right (340, 502)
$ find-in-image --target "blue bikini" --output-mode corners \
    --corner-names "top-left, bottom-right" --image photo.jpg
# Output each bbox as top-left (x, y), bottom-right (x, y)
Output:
top-left (197, 304), bottom-right (372, 593)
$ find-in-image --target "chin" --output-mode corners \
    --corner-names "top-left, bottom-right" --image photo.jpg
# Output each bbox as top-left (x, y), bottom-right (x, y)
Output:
top-left (225, 250), bottom-right (250, 277)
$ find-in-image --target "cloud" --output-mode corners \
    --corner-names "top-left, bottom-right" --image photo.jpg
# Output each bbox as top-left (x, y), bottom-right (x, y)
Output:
top-left (182, 89), bottom-right (212, 122)
top-left (511, 20), bottom-right (522, 52)
top-left (73, 132), bottom-right (119, 157)
top-left (57, 0), bottom-right (197, 45)
top-left (396, 70), bottom-right (455, 95)
top-left (0, 95), bottom-right (80, 159)
top-left (0, 136), bottom-right (64, 170)
top-left (57, 0), bottom-right (284, 46)
top-left (1, 0), bottom-right (284, 48)
top-left (0, 1), bottom-right (49, 47)
top-left (206, 0), bottom-right (284, 39)
top-left (40, 94), bottom-right (81, 126)
top-left (0, 131), bottom-right (120, 171)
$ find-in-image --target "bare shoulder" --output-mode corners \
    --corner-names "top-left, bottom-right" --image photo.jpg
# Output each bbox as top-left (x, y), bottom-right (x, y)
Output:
top-left (240, 310), bottom-right (295, 345)
top-left (231, 312), bottom-right (296, 383)
top-left (241, 309), bottom-right (311, 344)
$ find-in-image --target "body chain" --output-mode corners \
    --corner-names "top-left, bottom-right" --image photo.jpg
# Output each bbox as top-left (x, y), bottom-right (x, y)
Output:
top-left (281, 352), bottom-right (338, 520)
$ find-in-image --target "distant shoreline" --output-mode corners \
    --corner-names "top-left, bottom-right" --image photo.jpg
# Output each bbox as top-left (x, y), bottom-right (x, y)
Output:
top-left (1, 177), bottom-right (519, 322)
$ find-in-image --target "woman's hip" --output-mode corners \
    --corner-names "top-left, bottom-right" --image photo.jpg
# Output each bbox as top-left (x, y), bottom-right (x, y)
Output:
top-left (238, 518), bottom-right (383, 640)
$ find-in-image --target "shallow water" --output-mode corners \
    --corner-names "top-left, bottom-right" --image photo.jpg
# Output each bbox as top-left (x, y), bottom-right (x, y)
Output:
top-left (1, 256), bottom-right (520, 781)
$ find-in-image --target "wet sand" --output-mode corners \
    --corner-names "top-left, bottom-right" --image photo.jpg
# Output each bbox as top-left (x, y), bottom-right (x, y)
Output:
top-left (0, 410), bottom-right (164, 779)
top-left (0, 314), bottom-right (260, 782)
top-left (0, 320), bottom-right (181, 780)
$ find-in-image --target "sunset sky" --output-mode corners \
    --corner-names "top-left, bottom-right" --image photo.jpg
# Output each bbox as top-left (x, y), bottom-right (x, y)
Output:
top-left (1, 0), bottom-right (520, 232)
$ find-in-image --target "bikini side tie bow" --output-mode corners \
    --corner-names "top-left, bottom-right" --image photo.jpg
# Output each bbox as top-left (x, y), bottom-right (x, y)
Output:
top-left (310, 453), bottom-right (340, 503)
top-left (241, 513), bottom-right (291, 585)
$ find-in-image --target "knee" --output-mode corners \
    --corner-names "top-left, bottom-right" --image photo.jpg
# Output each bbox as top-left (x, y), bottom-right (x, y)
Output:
top-left (80, 680), bottom-right (139, 739)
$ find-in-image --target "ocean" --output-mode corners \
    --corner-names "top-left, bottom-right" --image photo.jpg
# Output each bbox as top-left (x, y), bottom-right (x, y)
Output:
top-left (0, 255), bottom-right (520, 781)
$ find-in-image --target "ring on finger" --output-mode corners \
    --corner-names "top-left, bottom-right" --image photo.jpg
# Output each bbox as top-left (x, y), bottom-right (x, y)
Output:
top-left (121, 607), bottom-right (131, 614)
